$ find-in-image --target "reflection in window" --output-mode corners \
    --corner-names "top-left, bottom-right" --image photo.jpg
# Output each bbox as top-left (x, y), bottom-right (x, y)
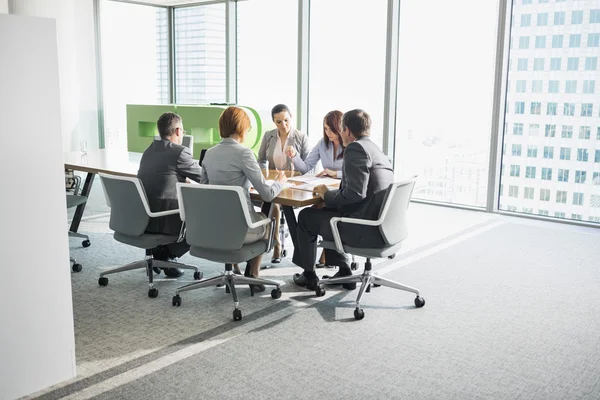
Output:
top-left (100, 1), bottom-right (168, 150)
top-left (395, 0), bottom-right (498, 207)
top-left (174, 4), bottom-right (226, 104)
top-left (309, 0), bottom-right (386, 148)
top-left (237, 0), bottom-right (298, 131)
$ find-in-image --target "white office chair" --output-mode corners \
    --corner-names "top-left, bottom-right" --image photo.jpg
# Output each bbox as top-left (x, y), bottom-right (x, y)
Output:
top-left (98, 173), bottom-right (201, 298)
top-left (173, 183), bottom-right (282, 321)
top-left (315, 178), bottom-right (425, 320)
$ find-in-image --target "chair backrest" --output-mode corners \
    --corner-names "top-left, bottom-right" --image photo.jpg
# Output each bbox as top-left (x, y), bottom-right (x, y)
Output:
top-left (154, 134), bottom-right (193, 154)
top-left (177, 183), bottom-right (252, 251)
top-left (99, 173), bottom-right (151, 236)
top-left (378, 178), bottom-right (417, 246)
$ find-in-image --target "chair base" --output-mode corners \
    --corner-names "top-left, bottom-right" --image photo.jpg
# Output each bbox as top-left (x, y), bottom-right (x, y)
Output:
top-left (98, 253), bottom-right (199, 297)
top-left (173, 264), bottom-right (282, 321)
top-left (316, 261), bottom-right (423, 319)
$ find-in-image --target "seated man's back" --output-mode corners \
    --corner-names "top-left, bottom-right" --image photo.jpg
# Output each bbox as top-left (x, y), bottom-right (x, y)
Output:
top-left (138, 139), bottom-right (201, 235)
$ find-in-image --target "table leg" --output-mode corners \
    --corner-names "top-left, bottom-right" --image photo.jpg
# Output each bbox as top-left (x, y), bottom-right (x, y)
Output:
top-left (69, 172), bottom-right (95, 233)
top-left (282, 205), bottom-right (297, 250)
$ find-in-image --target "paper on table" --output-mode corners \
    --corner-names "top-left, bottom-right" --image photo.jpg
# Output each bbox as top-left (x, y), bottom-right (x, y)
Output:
top-left (313, 177), bottom-right (340, 185)
top-left (287, 174), bottom-right (318, 183)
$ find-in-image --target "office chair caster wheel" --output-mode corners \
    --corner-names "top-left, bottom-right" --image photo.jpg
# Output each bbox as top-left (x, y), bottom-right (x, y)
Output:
top-left (354, 308), bottom-right (365, 320)
top-left (172, 295), bottom-right (181, 307)
top-left (98, 277), bottom-right (108, 286)
top-left (414, 296), bottom-right (425, 308)
top-left (72, 263), bottom-right (82, 272)
top-left (372, 283), bottom-right (381, 288)
top-left (388, 254), bottom-right (395, 259)
top-left (351, 262), bottom-right (358, 270)
top-left (82, 239), bottom-right (91, 248)
top-left (193, 271), bottom-right (203, 280)
top-left (315, 285), bottom-right (326, 297)
top-left (148, 288), bottom-right (159, 298)
top-left (233, 309), bottom-right (242, 321)
top-left (271, 288), bottom-right (282, 299)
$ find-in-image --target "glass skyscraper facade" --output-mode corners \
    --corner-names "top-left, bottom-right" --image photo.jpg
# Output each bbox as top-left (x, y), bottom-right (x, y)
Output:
top-left (500, 0), bottom-right (600, 223)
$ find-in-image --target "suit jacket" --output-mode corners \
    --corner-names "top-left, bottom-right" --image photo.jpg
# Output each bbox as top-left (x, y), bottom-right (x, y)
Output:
top-left (137, 139), bottom-right (202, 236)
top-left (200, 138), bottom-right (284, 223)
top-left (323, 136), bottom-right (394, 220)
top-left (257, 128), bottom-right (309, 171)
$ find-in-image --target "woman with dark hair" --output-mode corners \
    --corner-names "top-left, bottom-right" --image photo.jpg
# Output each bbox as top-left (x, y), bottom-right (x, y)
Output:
top-left (200, 106), bottom-right (287, 288)
top-left (286, 110), bottom-right (344, 177)
top-left (257, 104), bottom-right (309, 263)
top-left (286, 110), bottom-right (344, 268)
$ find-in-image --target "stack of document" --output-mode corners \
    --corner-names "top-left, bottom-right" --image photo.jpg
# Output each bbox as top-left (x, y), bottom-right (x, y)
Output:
top-left (288, 175), bottom-right (341, 191)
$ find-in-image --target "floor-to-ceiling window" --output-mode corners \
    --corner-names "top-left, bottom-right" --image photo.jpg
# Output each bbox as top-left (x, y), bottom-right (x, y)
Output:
top-left (499, 0), bottom-right (600, 223)
top-left (173, 3), bottom-right (227, 104)
top-left (394, 0), bottom-right (499, 207)
top-left (236, 0), bottom-right (298, 133)
top-left (308, 0), bottom-right (387, 147)
top-left (100, 1), bottom-right (168, 150)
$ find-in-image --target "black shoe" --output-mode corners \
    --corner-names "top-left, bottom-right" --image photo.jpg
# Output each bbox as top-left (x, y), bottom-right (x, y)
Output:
top-left (248, 275), bottom-right (265, 293)
top-left (293, 272), bottom-right (319, 291)
top-left (162, 268), bottom-right (184, 278)
top-left (322, 269), bottom-right (356, 290)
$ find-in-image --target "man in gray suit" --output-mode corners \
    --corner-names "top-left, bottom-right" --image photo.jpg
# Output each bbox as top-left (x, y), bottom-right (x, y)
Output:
top-left (138, 112), bottom-right (202, 278)
top-left (292, 109), bottom-right (394, 290)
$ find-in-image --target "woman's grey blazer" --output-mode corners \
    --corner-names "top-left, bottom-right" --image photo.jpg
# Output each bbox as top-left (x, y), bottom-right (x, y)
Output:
top-left (257, 128), bottom-right (309, 170)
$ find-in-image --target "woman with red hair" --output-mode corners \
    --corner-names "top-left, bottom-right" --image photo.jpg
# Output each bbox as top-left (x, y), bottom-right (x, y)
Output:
top-left (200, 106), bottom-right (287, 288)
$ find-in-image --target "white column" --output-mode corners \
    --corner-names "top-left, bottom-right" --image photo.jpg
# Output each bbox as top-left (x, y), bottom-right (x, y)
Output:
top-left (0, 13), bottom-right (76, 399)
top-left (9, 0), bottom-right (99, 152)
top-left (0, 0), bottom-right (8, 13)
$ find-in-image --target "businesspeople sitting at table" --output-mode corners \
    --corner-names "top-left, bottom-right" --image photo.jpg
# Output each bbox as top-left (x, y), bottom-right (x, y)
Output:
top-left (137, 112), bottom-right (202, 278)
top-left (291, 109), bottom-right (395, 291)
top-left (257, 103), bottom-right (309, 263)
top-left (286, 109), bottom-right (345, 268)
top-left (200, 106), bottom-right (288, 291)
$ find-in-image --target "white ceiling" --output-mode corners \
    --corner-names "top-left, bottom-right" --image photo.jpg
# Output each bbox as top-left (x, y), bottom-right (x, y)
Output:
top-left (111, 0), bottom-right (220, 7)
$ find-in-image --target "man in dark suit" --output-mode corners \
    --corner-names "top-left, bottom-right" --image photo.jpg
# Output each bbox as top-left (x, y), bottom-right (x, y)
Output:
top-left (292, 109), bottom-right (394, 290)
top-left (137, 112), bottom-right (202, 278)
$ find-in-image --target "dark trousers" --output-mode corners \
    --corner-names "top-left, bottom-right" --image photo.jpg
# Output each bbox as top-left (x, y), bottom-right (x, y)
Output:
top-left (165, 240), bottom-right (190, 258)
top-left (292, 207), bottom-right (386, 272)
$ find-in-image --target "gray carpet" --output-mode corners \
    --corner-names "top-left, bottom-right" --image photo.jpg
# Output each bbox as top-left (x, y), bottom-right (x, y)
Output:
top-left (35, 219), bottom-right (600, 400)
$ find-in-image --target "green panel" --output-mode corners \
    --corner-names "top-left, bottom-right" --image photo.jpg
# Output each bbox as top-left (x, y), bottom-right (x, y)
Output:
top-left (138, 121), bottom-right (158, 137)
top-left (126, 104), bottom-right (263, 158)
top-left (126, 104), bottom-right (176, 153)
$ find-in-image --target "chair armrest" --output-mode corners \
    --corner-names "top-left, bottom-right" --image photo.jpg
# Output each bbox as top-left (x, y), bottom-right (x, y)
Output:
top-left (148, 209), bottom-right (180, 218)
top-left (265, 217), bottom-right (276, 252)
top-left (329, 216), bottom-right (381, 253)
top-left (248, 217), bottom-right (272, 230)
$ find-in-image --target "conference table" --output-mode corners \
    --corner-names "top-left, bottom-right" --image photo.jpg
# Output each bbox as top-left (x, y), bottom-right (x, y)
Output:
top-left (64, 150), bottom-right (339, 250)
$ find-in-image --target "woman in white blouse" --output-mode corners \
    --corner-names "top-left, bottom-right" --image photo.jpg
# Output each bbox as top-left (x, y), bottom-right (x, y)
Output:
top-left (257, 104), bottom-right (309, 263)
top-left (286, 110), bottom-right (345, 267)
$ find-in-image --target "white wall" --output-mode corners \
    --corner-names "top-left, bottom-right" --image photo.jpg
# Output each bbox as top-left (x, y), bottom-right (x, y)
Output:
top-left (8, 0), bottom-right (100, 152)
top-left (0, 0), bottom-right (8, 13)
top-left (0, 14), bottom-right (76, 400)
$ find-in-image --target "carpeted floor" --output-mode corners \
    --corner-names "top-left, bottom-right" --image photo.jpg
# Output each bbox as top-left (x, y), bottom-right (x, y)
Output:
top-left (26, 189), bottom-right (600, 399)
